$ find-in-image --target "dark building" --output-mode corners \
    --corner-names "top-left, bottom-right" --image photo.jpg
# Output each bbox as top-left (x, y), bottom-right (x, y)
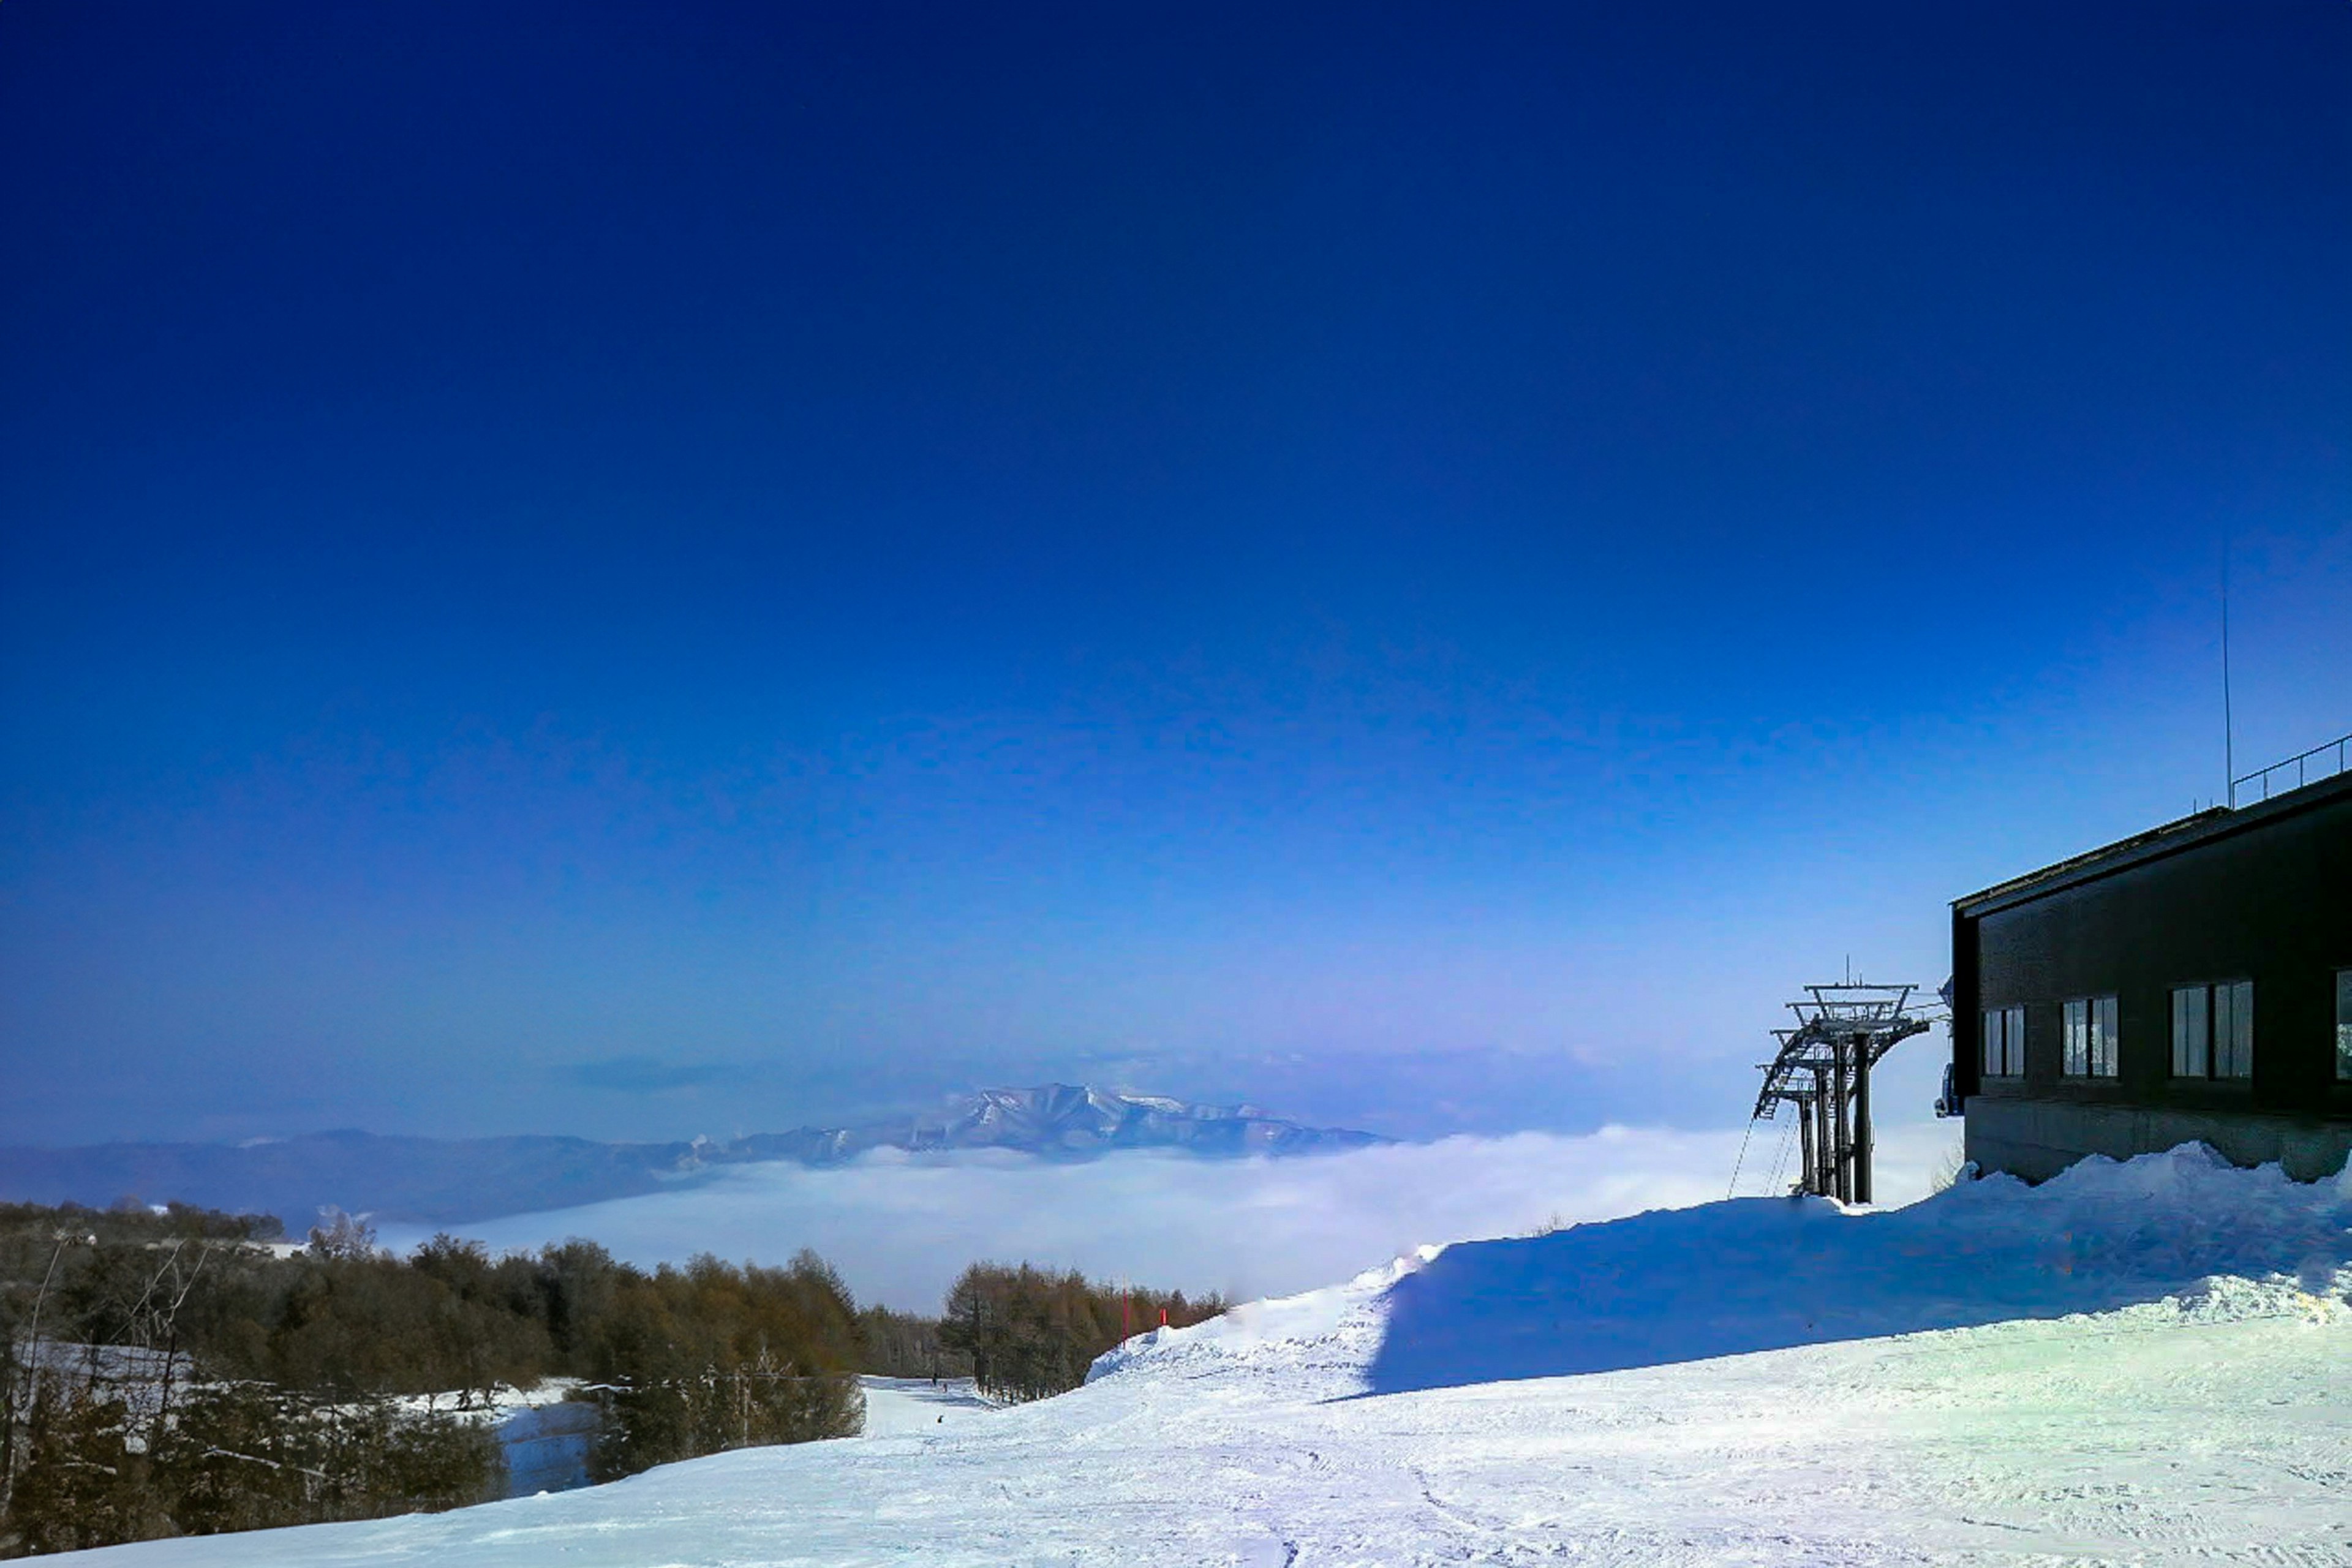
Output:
top-left (1950, 767), bottom-right (2352, 1182)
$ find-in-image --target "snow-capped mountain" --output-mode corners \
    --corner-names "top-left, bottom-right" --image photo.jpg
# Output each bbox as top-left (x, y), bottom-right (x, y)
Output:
top-left (0, 1085), bottom-right (1387, 1230)
top-left (734, 1084), bottom-right (1382, 1164)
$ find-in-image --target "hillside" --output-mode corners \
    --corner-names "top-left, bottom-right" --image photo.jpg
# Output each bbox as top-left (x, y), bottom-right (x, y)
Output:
top-left (52, 1144), bottom-right (2352, 1566)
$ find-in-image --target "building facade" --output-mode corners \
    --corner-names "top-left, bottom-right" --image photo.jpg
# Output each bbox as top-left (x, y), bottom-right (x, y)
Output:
top-left (1950, 770), bottom-right (2352, 1182)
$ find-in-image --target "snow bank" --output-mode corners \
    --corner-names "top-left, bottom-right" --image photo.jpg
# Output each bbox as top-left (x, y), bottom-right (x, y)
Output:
top-left (1093, 1142), bottom-right (2352, 1399)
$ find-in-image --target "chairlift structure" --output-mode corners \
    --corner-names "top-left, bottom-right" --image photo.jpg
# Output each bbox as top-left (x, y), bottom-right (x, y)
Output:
top-left (1751, 982), bottom-right (1935, 1204)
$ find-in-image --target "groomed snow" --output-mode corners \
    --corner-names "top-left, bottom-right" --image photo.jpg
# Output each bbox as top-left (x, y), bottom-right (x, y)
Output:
top-left (854, 1376), bottom-right (1000, 1436)
top-left (57, 1145), bottom-right (2352, 1566)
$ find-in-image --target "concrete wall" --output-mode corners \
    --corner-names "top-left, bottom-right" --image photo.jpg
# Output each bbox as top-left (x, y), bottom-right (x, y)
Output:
top-left (1966, 1095), bottom-right (2352, 1185)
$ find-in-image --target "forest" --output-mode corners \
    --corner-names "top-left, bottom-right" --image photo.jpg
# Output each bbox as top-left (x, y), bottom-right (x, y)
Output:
top-left (0, 1199), bottom-right (1220, 1556)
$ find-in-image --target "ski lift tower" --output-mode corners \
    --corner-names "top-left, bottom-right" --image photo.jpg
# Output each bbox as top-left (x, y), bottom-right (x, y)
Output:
top-left (1751, 982), bottom-right (1934, 1204)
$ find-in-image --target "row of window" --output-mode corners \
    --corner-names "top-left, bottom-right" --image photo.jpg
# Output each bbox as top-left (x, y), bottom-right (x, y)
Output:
top-left (1981, 968), bottom-right (2352, 1083)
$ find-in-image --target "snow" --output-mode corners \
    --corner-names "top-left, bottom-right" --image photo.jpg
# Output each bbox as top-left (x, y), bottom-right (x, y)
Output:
top-left (53, 1144), bottom-right (2352, 1566)
top-left (854, 1376), bottom-right (1000, 1436)
top-left (1361, 1142), bottom-right (2352, 1392)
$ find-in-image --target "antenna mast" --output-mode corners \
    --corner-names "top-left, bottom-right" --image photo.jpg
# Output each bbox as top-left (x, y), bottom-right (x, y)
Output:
top-left (2222, 545), bottom-right (2234, 807)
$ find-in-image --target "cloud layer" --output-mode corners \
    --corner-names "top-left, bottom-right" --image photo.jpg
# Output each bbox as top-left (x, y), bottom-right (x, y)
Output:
top-left (380, 1120), bottom-right (1962, 1313)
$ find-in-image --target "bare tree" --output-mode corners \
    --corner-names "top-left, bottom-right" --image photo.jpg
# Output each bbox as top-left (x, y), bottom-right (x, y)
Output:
top-left (307, 1208), bottom-right (382, 1260)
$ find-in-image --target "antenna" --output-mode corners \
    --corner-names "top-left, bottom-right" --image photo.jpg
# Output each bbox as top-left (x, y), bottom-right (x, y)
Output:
top-left (2222, 544), bottom-right (2234, 807)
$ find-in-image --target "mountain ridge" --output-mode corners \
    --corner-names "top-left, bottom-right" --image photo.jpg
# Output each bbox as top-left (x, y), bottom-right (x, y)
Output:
top-left (0, 1085), bottom-right (1390, 1231)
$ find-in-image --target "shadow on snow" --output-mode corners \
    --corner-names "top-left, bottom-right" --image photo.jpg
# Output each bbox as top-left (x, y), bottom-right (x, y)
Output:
top-left (1362, 1144), bottom-right (2352, 1396)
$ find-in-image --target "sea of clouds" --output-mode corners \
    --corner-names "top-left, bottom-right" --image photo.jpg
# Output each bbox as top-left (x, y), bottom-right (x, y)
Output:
top-left (379, 1121), bottom-right (1961, 1313)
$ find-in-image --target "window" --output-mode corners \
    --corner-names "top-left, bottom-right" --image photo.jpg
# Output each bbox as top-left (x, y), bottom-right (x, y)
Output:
top-left (2171, 981), bottom-right (2251, 1081)
top-left (2214, 980), bottom-right (2252, 1079)
top-left (2063, 996), bottom-right (2119, 1078)
top-left (1980, 1004), bottom-right (2026, 1078)
top-left (2171, 986), bottom-right (2206, 1077)
top-left (2339, 969), bottom-right (2352, 1082)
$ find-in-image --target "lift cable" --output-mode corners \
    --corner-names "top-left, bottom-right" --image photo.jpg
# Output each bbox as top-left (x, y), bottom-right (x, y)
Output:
top-left (1766, 1112), bottom-right (1796, 1195)
top-left (1725, 1112), bottom-right (1761, 1200)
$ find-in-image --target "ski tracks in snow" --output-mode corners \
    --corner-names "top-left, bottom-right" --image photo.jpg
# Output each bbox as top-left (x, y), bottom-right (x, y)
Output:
top-left (52, 1305), bottom-right (2351, 1567)
top-left (51, 1145), bottom-right (2352, 1567)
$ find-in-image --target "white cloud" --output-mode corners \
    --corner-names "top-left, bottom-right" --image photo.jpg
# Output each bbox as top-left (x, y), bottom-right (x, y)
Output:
top-left (381, 1120), bottom-right (1963, 1313)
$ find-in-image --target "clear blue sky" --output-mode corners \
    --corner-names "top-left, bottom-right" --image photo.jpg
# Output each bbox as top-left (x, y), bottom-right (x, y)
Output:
top-left (3, 2), bottom-right (2347, 1147)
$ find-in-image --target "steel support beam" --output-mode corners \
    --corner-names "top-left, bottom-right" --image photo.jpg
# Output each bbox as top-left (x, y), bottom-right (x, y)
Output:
top-left (1831, 1038), bottom-right (1852, 1203)
top-left (1852, 1030), bottom-right (1874, 1205)
top-left (1811, 1066), bottom-right (1832, 1197)
top-left (1750, 984), bottom-right (1933, 1205)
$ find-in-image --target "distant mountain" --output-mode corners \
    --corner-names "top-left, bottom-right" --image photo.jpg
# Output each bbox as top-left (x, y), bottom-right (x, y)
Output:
top-left (735, 1085), bottom-right (1384, 1164)
top-left (0, 1086), bottom-right (1389, 1232)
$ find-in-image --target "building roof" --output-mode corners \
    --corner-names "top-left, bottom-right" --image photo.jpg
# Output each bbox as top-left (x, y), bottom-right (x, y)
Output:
top-left (1953, 767), bottom-right (2352, 920)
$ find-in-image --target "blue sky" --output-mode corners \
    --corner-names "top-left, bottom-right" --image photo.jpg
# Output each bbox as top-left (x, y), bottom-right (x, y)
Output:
top-left (3, 2), bottom-right (2347, 1147)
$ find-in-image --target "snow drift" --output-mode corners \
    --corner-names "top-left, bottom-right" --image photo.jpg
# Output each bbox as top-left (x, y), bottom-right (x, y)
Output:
top-left (1095, 1142), bottom-right (2352, 1396)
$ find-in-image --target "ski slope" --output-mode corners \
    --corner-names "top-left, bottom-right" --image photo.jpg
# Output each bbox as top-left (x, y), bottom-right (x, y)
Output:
top-left (854, 1375), bottom-right (1000, 1436)
top-left (58, 1146), bottom-right (2352, 1566)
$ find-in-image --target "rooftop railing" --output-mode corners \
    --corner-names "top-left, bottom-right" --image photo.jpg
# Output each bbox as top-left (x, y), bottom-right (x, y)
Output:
top-left (2230, 730), bottom-right (2351, 809)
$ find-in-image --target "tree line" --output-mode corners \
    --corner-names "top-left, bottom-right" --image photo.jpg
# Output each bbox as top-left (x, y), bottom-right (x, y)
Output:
top-left (941, 1262), bottom-right (1225, 1403)
top-left (855, 1303), bottom-right (975, 1381)
top-left (0, 1200), bottom-right (1225, 1556)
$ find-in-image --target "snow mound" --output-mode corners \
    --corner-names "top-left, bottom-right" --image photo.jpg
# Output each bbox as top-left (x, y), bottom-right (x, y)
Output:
top-left (1085, 1245), bottom-right (1442, 1399)
top-left (1092, 1142), bottom-right (2352, 1400)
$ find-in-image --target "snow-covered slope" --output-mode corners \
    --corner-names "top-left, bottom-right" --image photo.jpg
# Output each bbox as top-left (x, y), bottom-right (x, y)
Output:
top-left (57, 1146), bottom-right (2352, 1566)
top-left (854, 1376), bottom-right (1000, 1436)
